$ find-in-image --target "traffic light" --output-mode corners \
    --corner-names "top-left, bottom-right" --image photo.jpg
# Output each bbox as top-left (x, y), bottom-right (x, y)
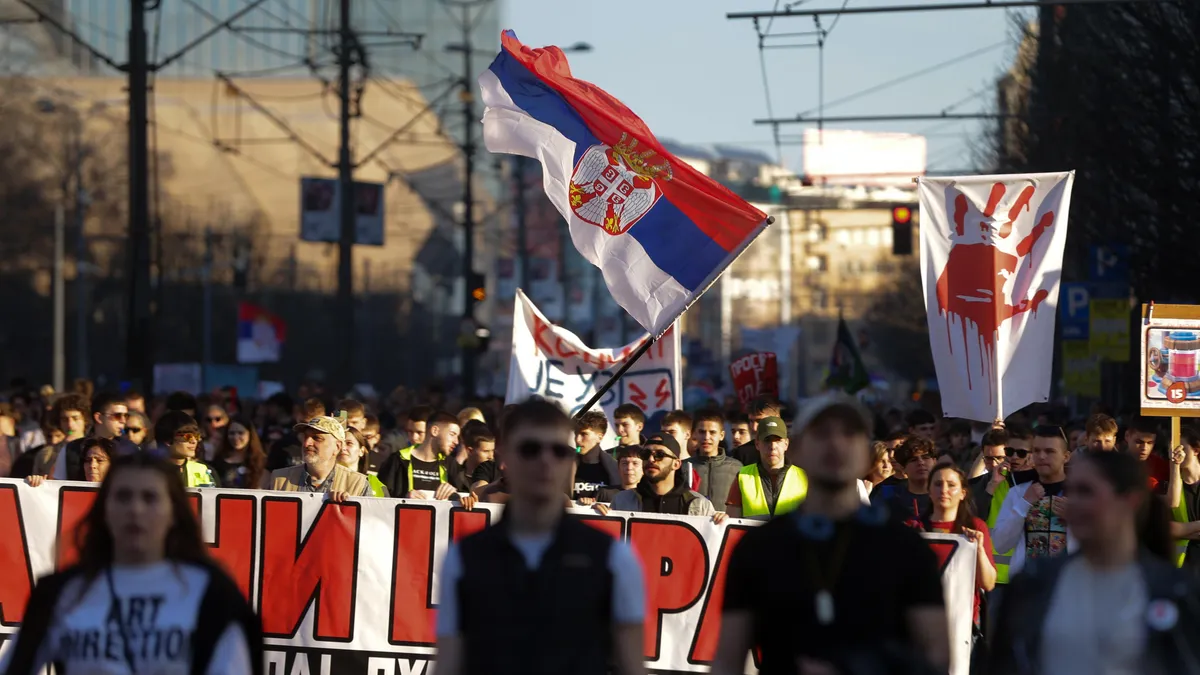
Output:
top-left (891, 205), bottom-right (914, 256)
top-left (468, 271), bottom-right (486, 303)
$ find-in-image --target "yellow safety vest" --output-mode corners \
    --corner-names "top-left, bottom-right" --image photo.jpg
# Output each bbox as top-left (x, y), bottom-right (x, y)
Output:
top-left (367, 474), bottom-right (388, 498)
top-left (986, 479), bottom-right (1014, 584)
top-left (183, 459), bottom-right (217, 488)
top-left (1171, 491), bottom-right (1191, 568)
top-left (399, 444), bottom-right (415, 461)
top-left (406, 453), bottom-right (448, 492)
top-left (737, 464), bottom-right (808, 518)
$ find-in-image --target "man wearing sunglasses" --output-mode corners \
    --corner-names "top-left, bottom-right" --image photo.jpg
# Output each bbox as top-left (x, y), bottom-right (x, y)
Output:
top-left (33, 392), bottom-right (139, 482)
top-left (436, 399), bottom-right (647, 675)
top-left (609, 433), bottom-right (724, 520)
top-left (153, 410), bottom-right (219, 488)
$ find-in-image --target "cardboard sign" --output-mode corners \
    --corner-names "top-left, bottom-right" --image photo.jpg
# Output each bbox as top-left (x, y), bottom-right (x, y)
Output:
top-left (1140, 304), bottom-right (1200, 418)
top-left (729, 352), bottom-right (779, 407)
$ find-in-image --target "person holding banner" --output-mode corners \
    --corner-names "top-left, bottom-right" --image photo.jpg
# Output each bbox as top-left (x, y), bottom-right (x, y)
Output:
top-left (609, 433), bottom-right (724, 520)
top-left (992, 451), bottom-right (1200, 675)
top-left (991, 426), bottom-right (1078, 576)
top-left (435, 399), bottom-right (646, 675)
top-left (713, 394), bottom-right (948, 675)
top-left (0, 454), bottom-right (263, 675)
top-left (725, 417), bottom-right (808, 520)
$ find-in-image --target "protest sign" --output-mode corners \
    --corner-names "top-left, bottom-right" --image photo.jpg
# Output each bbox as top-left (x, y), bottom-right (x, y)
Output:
top-left (506, 289), bottom-right (681, 433)
top-left (1140, 304), bottom-right (1200, 417)
top-left (917, 172), bottom-right (1074, 422)
top-left (729, 352), bottom-right (779, 407)
top-left (0, 481), bottom-right (975, 675)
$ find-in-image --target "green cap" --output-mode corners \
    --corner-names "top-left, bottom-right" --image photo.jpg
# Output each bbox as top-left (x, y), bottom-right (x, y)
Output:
top-left (756, 416), bottom-right (788, 442)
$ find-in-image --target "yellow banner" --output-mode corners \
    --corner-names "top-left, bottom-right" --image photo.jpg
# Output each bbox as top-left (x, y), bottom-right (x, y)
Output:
top-left (1089, 299), bottom-right (1130, 362)
top-left (1062, 340), bottom-right (1101, 397)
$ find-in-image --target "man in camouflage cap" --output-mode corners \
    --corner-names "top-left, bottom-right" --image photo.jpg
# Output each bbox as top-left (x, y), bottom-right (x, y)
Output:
top-left (268, 415), bottom-right (369, 500)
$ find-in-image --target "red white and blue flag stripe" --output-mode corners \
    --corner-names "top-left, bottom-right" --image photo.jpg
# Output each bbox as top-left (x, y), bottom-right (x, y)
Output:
top-left (236, 302), bottom-right (286, 364)
top-left (480, 31), bottom-right (770, 337)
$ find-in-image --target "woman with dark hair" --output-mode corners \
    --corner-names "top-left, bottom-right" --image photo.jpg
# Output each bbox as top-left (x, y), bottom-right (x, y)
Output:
top-left (213, 417), bottom-right (267, 489)
top-left (993, 451), bottom-right (1200, 675)
top-left (1, 454), bottom-right (263, 675)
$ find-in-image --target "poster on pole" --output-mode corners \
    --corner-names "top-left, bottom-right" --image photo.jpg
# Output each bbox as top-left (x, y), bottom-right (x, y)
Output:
top-left (1140, 304), bottom-right (1200, 417)
top-left (0, 480), bottom-right (976, 675)
top-left (917, 172), bottom-right (1074, 422)
top-left (729, 352), bottom-right (779, 407)
top-left (299, 177), bottom-right (385, 246)
top-left (506, 289), bottom-right (680, 434)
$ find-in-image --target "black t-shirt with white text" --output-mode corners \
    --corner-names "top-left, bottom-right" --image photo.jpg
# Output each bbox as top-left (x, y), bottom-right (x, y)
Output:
top-left (723, 506), bottom-right (944, 673)
top-left (409, 457), bottom-right (443, 492)
top-left (574, 457), bottom-right (610, 500)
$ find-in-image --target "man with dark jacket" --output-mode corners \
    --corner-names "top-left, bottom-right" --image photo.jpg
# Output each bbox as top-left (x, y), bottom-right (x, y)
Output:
top-left (610, 434), bottom-right (724, 520)
top-left (572, 410), bottom-right (619, 500)
top-left (685, 409), bottom-right (743, 513)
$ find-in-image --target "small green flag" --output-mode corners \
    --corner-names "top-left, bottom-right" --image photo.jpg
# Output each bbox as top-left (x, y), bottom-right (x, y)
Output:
top-left (825, 314), bottom-right (870, 394)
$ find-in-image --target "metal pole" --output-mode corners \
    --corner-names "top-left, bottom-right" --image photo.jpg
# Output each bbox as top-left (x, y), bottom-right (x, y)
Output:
top-left (336, 0), bottom-right (356, 387)
top-left (202, 226), bottom-right (213, 370)
top-left (460, 6), bottom-right (478, 397)
top-left (126, 0), bottom-right (153, 392)
top-left (73, 136), bottom-right (89, 381)
top-left (53, 203), bottom-right (65, 392)
top-left (515, 156), bottom-right (529, 291)
top-left (572, 336), bottom-right (655, 419)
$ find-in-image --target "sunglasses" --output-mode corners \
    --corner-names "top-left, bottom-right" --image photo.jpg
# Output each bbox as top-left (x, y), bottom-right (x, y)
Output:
top-left (106, 412), bottom-right (128, 420)
top-left (174, 432), bottom-right (202, 443)
top-left (648, 450), bottom-right (678, 462)
top-left (516, 440), bottom-right (574, 460)
top-left (126, 427), bottom-right (143, 434)
top-left (1005, 447), bottom-right (1029, 459)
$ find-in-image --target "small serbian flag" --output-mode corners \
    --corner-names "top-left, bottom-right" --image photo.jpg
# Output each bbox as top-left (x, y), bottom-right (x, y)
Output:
top-left (480, 31), bottom-right (770, 337)
top-left (236, 302), bottom-right (286, 364)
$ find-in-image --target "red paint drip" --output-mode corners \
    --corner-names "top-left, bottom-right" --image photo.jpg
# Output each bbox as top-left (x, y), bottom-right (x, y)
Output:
top-left (953, 194), bottom-right (968, 236)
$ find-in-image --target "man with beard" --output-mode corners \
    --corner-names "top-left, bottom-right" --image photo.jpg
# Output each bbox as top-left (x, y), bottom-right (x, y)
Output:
top-left (610, 434), bottom-right (725, 520)
top-left (870, 435), bottom-right (937, 526)
top-left (269, 415), bottom-right (369, 499)
top-left (712, 394), bottom-right (948, 675)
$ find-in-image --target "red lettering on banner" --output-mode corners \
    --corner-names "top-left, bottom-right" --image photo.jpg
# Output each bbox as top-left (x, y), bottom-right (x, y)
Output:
top-left (0, 485), bottom-right (33, 625)
top-left (55, 486), bottom-right (98, 570)
top-left (554, 336), bottom-right (578, 359)
top-left (199, 494), bottom-right (257, 599)
top-left (258, 497), bottom-right (361, 642)
top-left (688, 525), bottom-right (752, 664)
top-left (390, 504), bottom-right (437, 646)
top-left (655, 378), bottom-right (672, 408)
top-left (629, 519), bottom-right (708, 660)
top-left (532, 314), bottom-right (555, 355)
top-left (450, 507), bottom-right (490, 541)
top-left (576, 514), bottom-right (625, 540)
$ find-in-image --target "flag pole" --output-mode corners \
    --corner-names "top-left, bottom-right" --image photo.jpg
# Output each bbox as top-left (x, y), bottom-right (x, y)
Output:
top-left (572, 335), bottom-right (656, 420)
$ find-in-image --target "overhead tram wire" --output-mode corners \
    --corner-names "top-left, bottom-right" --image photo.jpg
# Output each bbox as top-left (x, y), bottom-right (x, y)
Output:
top-left (728, 0), bottom-right (1179, 20)
top-left (181, 0), bottom-right (309, 62)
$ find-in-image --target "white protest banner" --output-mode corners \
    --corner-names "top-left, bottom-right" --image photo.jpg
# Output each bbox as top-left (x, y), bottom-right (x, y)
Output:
top-left (918, 172), bottom-right (1074, 422)
top-left (506, 289), bottom-right (681, 433)
top-left (0, 481), bottom-right (975, 675)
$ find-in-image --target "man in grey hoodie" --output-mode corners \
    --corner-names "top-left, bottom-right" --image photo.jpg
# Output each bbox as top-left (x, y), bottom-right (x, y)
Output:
top-left (611, 434), bottom-right (726, 522)
top-left (685, 409), bottom-right (744, 513)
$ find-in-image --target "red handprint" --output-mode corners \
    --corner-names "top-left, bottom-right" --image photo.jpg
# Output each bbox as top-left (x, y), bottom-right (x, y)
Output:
top-left (935, 181), bottom-right (1056, 395)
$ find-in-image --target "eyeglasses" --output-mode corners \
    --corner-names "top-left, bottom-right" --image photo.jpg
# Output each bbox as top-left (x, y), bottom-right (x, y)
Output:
top-left (1005, 447), bottom-right (1029, 459)
top-left (174, 432), bottom-right (202, 443)
top-left (648, 450), bottom-right (678, 462)
top-left (516, 440), bottom-right (574, 460)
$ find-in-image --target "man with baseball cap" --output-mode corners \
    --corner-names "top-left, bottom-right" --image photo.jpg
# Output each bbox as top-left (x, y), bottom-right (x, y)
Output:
top-left (610, 434), bottom-right (725, 521)
top-left (268, 415), bottom-right (370, 501)
top-left (712, 394), bottom-right (948, 675)
top-left (725, 416), bottom-right (808, 519)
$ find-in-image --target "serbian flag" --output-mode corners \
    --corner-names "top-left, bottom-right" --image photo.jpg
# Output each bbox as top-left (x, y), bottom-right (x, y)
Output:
top-left (236, 302), bottom-right (286, 364)
top-left (479, 31), bottom-right (770, 337)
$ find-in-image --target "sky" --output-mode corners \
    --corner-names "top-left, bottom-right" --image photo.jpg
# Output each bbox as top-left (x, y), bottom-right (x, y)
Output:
top-left (502, 0), bottom-right (1032, 175)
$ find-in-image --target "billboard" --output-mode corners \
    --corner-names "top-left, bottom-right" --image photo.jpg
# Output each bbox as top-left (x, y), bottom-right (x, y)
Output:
top-left (299, 177), bottom-right (385, 246)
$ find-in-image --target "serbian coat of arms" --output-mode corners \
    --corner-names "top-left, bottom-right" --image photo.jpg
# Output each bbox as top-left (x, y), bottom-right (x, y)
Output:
top-left (568, 133), bottom-right (673, 236)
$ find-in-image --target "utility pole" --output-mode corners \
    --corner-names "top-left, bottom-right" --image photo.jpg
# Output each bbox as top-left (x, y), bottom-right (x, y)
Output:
top-left (53, 203), bottom-right (65, 392)
top-left (126, 0), bottom-right (153, 393)
top-left (337, 0), bottom-right (356, 388)
top-left (459, 3), bottom-right (478, 397)
top-left (202, 226), bottom-right (214, 371)
top-left (74, 152), bottom-right (89, 382)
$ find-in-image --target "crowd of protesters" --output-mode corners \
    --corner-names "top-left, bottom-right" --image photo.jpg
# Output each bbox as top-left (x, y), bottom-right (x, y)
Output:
top-left (2, 375), bottom-right (1200, 673)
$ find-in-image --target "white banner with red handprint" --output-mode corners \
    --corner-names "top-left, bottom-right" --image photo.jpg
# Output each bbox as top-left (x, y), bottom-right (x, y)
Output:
top-left (506, 289), bottom-right (681, 444)
top-left (918, 172), bottom-right (1075, 422)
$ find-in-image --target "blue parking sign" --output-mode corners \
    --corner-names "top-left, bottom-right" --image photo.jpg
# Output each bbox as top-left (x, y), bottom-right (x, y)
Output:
top-left (1059, 283), bottom-right (1091, 340)
top-left (1089, 245), bottom-right (1129, 283)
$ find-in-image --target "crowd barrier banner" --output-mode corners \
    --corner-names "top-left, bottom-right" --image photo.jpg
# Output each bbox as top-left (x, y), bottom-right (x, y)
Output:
top-left (0, 480), bottom-right (975, 674)
top-left (506, 289), bottom-right (682, 431)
